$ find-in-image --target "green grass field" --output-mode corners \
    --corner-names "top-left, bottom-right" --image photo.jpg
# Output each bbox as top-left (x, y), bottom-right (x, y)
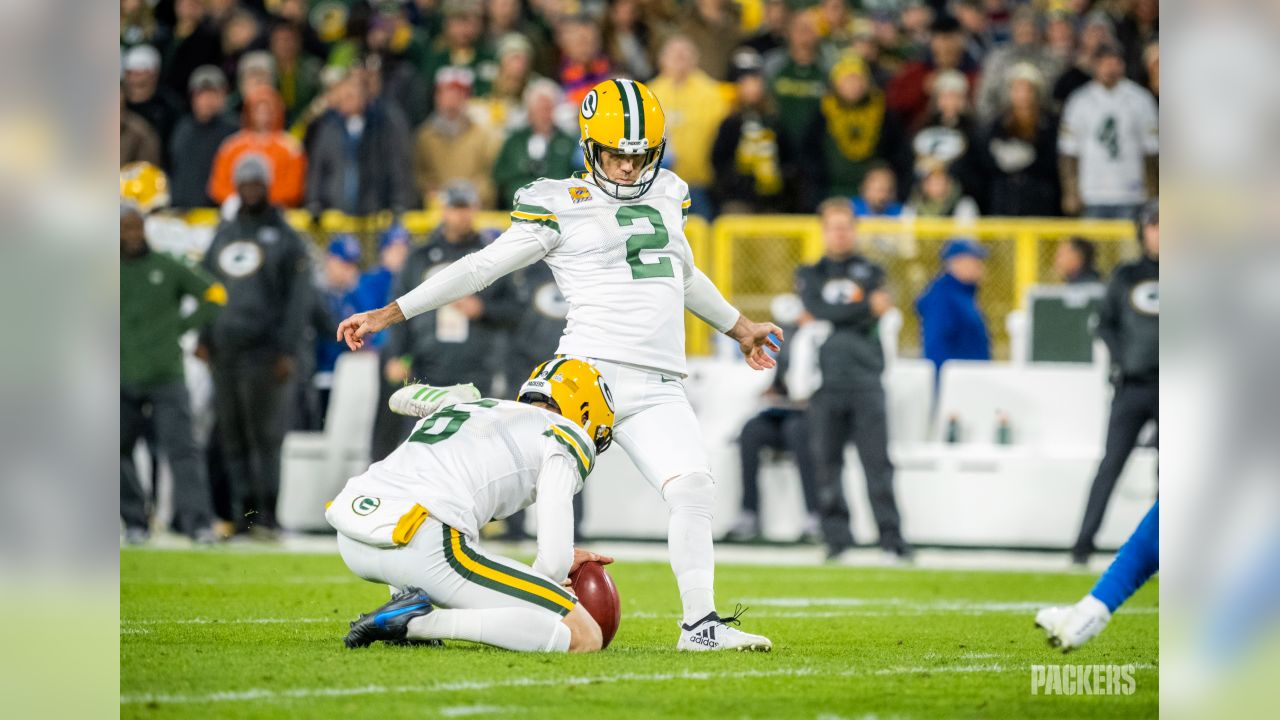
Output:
top-left (121, 548), bottom-right (1158, 719)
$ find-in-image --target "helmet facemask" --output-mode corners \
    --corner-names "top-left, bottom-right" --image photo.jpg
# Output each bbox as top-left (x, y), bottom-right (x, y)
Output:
top-left (583, 138), bottom-right (665, 201)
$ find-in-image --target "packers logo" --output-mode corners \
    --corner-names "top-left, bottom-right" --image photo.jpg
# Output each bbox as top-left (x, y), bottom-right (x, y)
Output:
top-left (580, 89), bottom-right (598, 119)
top-left (822, 278), bottom-right (863, 304)
top-left (1129, 280), bottom-right (1159, 316)
top-left (352, 496), bottom-right (380, 516)
top-left (218, 241), bottom-right (264, 278)
top-left (568, 186), bottom-right (592, 203)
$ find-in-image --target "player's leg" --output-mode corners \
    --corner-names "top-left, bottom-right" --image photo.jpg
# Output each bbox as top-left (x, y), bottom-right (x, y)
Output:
top-left (613, 398), bottom-right (716, 624)
top-left (1038, 503), bottom-right (1159, 651)
top-left (613, 390), bottom-right (771, 651)
top-left (339, 522), bottom-right (596, 652)
top-left (1072, 383), bottom-right (1153, 561)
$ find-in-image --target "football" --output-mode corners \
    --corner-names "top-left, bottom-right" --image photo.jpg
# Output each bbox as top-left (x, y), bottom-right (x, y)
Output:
top-left (568, 561), bottom-right (621, 648)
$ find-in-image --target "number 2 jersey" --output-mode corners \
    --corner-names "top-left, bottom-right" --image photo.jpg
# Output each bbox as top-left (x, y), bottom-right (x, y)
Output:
top-left (326, 399), bottom-right (596, 580)
top-left (394, 170), bottom-right (739, 377)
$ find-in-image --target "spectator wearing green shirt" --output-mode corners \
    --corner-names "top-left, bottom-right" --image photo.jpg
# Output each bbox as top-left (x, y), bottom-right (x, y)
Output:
top-left (764, 12), bottom-right (833, 164)
top-left (120, 203), bottom-right (225, 544)
top-left (492, 79), bottom-right (578, 210)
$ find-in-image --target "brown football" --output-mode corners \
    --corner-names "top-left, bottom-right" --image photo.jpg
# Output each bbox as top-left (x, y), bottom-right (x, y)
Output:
top-left (568, 561), bottom-right (621, 648)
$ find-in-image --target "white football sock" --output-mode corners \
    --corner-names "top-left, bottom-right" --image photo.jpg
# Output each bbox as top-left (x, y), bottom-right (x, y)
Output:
top-left (406, 608), bottom-right (570, 652)
top-left (662, 472), bottom-right (717, 624)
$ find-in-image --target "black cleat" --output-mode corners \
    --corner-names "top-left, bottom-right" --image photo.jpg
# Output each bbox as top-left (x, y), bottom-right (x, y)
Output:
top-left (344, 587), bottom-right (434, 649)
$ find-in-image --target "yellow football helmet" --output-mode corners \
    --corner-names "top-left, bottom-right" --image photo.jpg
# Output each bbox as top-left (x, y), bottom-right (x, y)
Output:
top-left (518, 358), bottom-right (616, 454)
top-left (578, 78), bottom-right (667, 200)
top-left (120, 162), bottom-right (170, 214)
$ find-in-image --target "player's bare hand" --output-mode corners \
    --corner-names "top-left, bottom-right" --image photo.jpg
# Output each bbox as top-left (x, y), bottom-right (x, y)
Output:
top-left (570, 548), bottom-right (614, 575)
top-left (729, 316), bottom-right (784, 371)
top-left (337, 304), bottom-right (404, 350)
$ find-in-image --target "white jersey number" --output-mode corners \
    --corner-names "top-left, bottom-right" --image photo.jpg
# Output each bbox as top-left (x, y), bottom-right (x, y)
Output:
top-left (407, 399), bottom-right (499, 445)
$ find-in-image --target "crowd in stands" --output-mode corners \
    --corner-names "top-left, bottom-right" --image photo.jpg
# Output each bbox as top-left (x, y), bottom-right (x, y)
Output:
top-left (122, 0), bottom-right (1159, 219)
top-left (119, 0), bottom-right (1159, 545)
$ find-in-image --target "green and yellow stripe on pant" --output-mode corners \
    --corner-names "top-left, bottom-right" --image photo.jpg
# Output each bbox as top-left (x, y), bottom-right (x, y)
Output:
top-left (442, 525), bottom-right (577, 616)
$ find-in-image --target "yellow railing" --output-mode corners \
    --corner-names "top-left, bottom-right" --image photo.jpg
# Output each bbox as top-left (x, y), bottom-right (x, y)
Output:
top-left (184, 209), bottom-right (1133, 359)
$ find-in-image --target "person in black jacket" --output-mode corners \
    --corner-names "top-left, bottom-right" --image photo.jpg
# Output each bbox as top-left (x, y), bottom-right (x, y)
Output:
top-left (981, 63), bottom-right (1061, 216)
top-left (1072, 200), bottom-right (1159, 564)
top-left (380, 180), bottom-right (522, 441)
top-left (304, 69), bottom-right (415, 216)
top-left (711, 49), bottom-right (792, 214)
top-left (168, 66), bottom-right (239, 208)
top-left (199, 154), bottom-right (313, 535)
top-left (795, 199), bottom-right (910, 561)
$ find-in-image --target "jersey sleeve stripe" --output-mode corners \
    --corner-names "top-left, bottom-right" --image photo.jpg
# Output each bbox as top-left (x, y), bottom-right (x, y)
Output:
top-left (510, 205), bottom-right (560, 233)
top-left (544, 428), bottom-right (590, 480)
top-left (551, 425), bottom-right (595, 470)
top-left (443, 526), bottom-right (575, 615)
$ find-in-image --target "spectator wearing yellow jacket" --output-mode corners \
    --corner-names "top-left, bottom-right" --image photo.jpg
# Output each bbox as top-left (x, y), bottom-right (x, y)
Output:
top-left (646, 35), bottom-right (729, 218)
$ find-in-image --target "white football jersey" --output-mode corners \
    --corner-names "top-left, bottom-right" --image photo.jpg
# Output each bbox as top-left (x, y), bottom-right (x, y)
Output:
top-left (337, 399), bottom-right (594, 538)
top-left (510, 169), bottom-right (697, 374)
top-left (1059, 79), bottom-right (1159, 206)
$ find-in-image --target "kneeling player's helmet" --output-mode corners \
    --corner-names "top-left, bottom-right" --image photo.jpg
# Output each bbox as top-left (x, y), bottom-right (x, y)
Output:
top-left (518, 359), bottom-right (616, 454)
top-left (578, 78), bottom-right (666, 201)
top-left (120, 162), bottom-right (170, 214)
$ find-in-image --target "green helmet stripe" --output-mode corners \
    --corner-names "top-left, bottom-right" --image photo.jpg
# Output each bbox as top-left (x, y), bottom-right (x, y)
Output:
top-left (631, 81), bottom-right (645, 141)
top-left (612, 79), bottom-right (632, 142)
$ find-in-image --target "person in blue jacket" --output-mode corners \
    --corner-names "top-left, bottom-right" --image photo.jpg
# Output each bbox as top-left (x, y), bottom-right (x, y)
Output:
top-left (915, 238), bottom-right (991, 380)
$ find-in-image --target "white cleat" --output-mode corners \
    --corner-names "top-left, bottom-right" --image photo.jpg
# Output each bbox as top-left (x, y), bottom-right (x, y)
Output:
top-left (389, 383), bottom-right (481, 417)
top-left (677, 608), bottom-right (772, 652)
top-left (1035, 595), bottom-right (1112, 652)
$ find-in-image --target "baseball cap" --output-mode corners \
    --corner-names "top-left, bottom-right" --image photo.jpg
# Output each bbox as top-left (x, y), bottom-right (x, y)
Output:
top-left (379, 224), bottom-right (411, 251)
top-left (729, 48), bottom-right (765, 83)
top-left (233, 153), bottom-right (272, 186)
top-left (496, 33), bottom-right (533, 61)
top-left (189, 65), bottom-right (228, 93)
top-left (940, 238), bottom-right (988, 261)
top-left (931, 69), bottom-right (969, 96)
top-left (434, 65), bottom-right (475, 93)
top-left (123, 45), bottom-right (161, 73)
top-left (238, 51), bottom-right (277, 81)
top-left (442, 180), bottom-right (480, 208)
top-left (328, 234), bottom-right (363, 264)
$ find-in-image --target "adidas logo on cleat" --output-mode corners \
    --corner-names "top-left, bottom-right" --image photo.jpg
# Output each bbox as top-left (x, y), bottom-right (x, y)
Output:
top-left (689, 626), bottom-right (718, 647)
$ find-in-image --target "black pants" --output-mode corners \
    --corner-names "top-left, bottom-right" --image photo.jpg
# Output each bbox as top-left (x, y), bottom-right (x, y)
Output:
top-left (1073, 380), bottom-right (1159, 557)
top-left (809, 385), bottom-right (904, 551)
top-left (121, 381), bottom-right (213, 535)
top-left (738, 410), bottom-right (819, 515)
top-left (212, 359), bottom-right (289, 530)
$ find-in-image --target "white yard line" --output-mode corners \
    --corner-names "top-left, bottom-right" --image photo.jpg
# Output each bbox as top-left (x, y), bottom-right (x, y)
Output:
top-left (121, 617), bottom-right (336, 626)
top-left (122, 663), bottom-right (1158, 706)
